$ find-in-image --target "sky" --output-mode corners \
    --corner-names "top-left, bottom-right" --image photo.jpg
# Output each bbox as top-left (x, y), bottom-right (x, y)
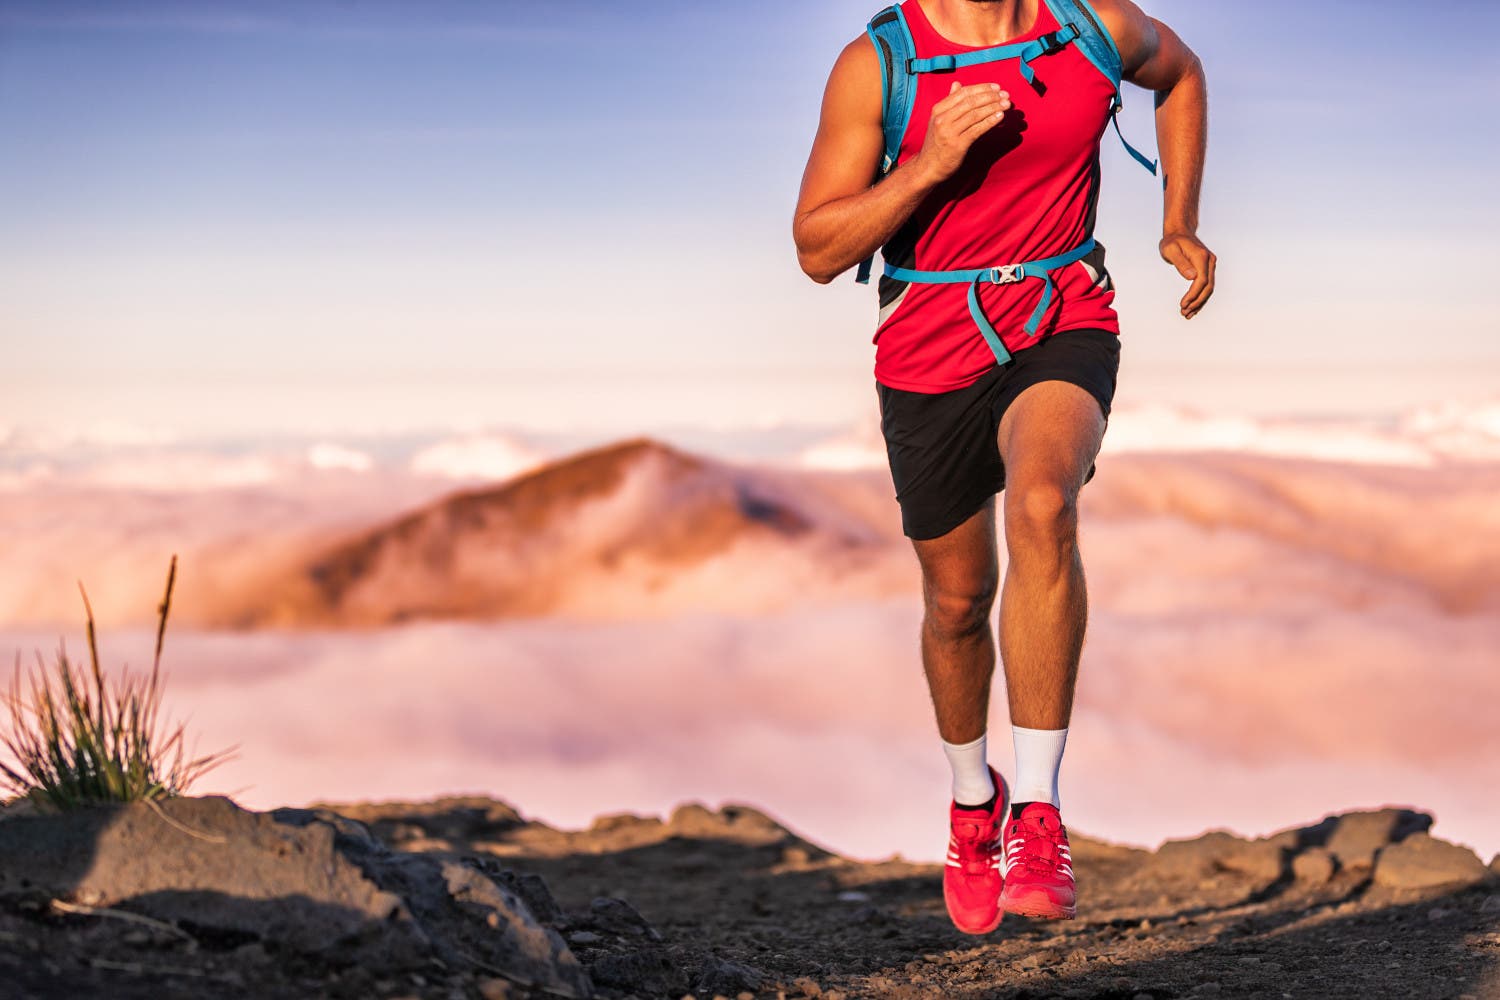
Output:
top-left (2, 0), bottom-right (1497, 439)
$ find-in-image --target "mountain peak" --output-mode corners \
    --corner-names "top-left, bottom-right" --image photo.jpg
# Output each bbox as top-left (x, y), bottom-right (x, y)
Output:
top-left (221, 436), bottom-right (885, 628)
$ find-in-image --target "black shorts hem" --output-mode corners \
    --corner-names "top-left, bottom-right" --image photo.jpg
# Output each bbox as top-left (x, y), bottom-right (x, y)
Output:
top-left (877, 328), bottom-right (1120, 542)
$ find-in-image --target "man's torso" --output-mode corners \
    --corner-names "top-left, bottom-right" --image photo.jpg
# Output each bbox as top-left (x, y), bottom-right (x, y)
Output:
top-left (874, 0), bottom-right (1122, 393)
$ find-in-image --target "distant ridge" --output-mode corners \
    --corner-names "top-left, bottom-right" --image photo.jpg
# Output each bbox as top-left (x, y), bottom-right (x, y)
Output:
top-left (217, 437), bottom-right (896, 628)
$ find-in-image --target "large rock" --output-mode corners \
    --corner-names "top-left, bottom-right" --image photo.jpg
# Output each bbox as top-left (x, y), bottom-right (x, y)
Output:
top-left (1372, 834), bottom-right (1491, 890)
top-left (1270, 809), bottom-right (1433, 871)
top-left (309, 795), bottom-right (527, 847)
top-left (0, 796), bottom-right (592, 997)
top-left (668, 802), bottom-right (794, 842)
top-left (1324, 810), bottom-right (1433, 869)
top-left (0, 796), bottom-right (413, 957)
top-left (1147, 831), bottom-right (1285, 884)
top-left (487, 866), bottom-right (567, 925)
top-left (1291, 847), bottom-right (1337, 885)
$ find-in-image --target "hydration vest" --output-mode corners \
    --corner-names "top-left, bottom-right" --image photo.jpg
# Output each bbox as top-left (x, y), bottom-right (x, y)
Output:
top-left (856, 0), bottom-right (1158, 365)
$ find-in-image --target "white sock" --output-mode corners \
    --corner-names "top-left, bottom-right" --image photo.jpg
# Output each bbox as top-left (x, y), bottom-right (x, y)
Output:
top-left (942, 734), bottom-right (996, 807)
top-left (1011, 726), bottom-right (1067, 808)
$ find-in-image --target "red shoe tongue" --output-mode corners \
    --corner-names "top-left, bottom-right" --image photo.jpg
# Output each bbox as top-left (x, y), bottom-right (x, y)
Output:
top-left (1016, 805), bottom-right (1061, 832)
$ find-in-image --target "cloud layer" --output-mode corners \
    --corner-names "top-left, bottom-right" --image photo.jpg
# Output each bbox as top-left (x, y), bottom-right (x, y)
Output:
top-left (2, 425), bottom-right (1494, 866)
top-left (3, 600), bottom-right (1491, 867)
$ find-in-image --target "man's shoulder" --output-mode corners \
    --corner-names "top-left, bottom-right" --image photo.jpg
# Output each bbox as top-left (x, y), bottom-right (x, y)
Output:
top-left (1076, 0), bottom-right (1152, 69)
top-left (837, 31), bottom-right (881, 71)
top-left (830, 32), bottom-right (884, 99)
top-left (1072, 0), bottom-right (1126, 37)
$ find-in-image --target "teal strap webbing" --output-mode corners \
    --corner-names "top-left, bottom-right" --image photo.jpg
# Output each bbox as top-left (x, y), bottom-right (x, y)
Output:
top-left (908, 41), bottom-right (1031, 76)
top-left (884, 239), bottom-right (1096, 365)
top-left (906, 25), bottom-right (1080, 85)
top-left (1111, 101), bottom-right (1159, 176)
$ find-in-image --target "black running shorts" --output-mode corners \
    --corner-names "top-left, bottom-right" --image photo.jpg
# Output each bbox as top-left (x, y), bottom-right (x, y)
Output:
top-left (875, 328), bottom-right (1120, 541)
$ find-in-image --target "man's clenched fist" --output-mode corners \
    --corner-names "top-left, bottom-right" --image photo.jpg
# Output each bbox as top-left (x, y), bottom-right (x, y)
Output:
top-left (913, 82), bottom-right (1012, 186)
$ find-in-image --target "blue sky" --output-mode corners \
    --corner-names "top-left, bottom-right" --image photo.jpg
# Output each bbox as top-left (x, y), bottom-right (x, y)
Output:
top-left (2, 0), bottom-right (1496, 437)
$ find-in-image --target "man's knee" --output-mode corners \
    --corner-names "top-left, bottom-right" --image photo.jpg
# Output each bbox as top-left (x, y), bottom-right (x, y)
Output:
top-left (922, 575), bottom-right (998, 639)
top-left (1005, 481), bottom-right (1079, 554)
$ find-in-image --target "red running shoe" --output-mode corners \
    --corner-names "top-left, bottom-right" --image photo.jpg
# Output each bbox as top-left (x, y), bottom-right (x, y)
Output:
top-left (942, 765), bottom-right (1010, 935)
top-left (999, 802), bottom-right (1077, 919)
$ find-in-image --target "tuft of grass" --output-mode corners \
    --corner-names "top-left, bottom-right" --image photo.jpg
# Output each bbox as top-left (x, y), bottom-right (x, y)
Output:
top-left (0, 556), bottom-right (235, 809)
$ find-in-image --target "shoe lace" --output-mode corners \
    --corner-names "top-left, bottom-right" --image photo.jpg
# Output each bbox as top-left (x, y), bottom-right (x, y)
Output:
top-left (951, 818), bottom-right (1001, 875)
top-left (1004, 813), bottom-right (1071, 877)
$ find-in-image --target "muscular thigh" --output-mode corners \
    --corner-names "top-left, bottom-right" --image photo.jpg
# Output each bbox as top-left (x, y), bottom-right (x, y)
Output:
top-left (997, 380), bottom-right (1108, 495)
top-left (911, 496), bottom-right (999, 604)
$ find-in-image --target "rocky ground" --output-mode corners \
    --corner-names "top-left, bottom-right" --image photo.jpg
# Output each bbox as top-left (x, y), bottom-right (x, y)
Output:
top-left (0, 794), bottom-right (1497, 999)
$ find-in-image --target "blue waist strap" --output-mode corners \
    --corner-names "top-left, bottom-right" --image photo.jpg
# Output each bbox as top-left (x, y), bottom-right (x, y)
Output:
top-left (884, 238), bottom-right (1095, 365)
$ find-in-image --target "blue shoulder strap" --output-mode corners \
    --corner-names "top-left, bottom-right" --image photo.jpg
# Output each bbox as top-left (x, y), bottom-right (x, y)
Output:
top-left (1042, 0), bottom-right (1120, 87)
top-left (1041, 0), bottom-right (1159, 176)
top-left (856, 4), bottom-right (916, 285)
top-left (867, 4), bottom-right (918, 177)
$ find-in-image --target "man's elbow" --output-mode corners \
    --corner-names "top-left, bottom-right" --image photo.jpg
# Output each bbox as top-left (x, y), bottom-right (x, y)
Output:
top-left (1152, 51), bottom-right (1204, 108)
top-left (793, 235), bottom-right (839, 284)
top-left (1142, 18), bottom-right (1204, 96)
top-left (1184, 51), bottom-right (1205, 86)
top-left (799, 251), bottom-right (838, 285)
top-left (1169, 32), bottom-right (1205, 90)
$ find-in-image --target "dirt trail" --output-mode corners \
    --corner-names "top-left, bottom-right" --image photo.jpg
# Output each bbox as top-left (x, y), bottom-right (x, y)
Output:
top-left (328, 798), bottom-right (1500, 1000)
top-left (1, 795), bottom-right (1496, 999)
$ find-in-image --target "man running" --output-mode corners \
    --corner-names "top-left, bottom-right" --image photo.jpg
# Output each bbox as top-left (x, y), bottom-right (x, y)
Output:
top-left (792, 0), bottom-right (1213, 934)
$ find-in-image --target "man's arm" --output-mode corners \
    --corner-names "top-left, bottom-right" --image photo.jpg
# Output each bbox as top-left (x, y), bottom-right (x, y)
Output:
top-left (793, 37), bottom-right (1012, 284)
top-left (1094, 0), bottom-right (1216, 319)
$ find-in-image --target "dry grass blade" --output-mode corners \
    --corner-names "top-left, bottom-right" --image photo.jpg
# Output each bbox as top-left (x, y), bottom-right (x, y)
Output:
top-left (154, 556), bottom-right (176, 673)
top-left (77, 582), bottom-right (105, 741)
top-left (453, 947), bottom-right (587, 999)
top-left (0, 557), bottom-right (235, 809)
top-left (87, 958), bottom-right (228, 980)
top-left (50, 899), bottom-right (199, 945)
top-left (143, 796), bottom-right (228, 844)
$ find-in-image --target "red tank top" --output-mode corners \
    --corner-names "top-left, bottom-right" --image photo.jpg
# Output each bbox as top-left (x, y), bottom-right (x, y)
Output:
top-left (873, 0), bottom-right (1121, 393)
